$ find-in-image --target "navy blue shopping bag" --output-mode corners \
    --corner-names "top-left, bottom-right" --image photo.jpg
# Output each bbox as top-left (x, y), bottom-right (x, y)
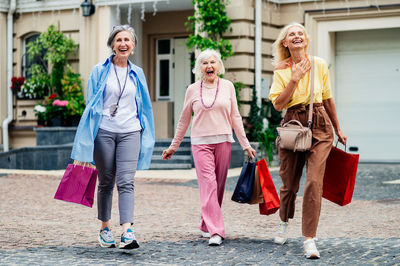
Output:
top-left (231, 157), bottom-right (257, 203)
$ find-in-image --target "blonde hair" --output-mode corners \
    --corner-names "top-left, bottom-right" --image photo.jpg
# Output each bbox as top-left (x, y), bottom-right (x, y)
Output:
top-left (271, 22), bottom-right (310, 66)
top-left (193, 49), bottom-right (225, 78)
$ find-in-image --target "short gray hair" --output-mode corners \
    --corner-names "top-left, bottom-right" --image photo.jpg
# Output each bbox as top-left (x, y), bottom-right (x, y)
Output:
top-left (107, 24), bottom-right (137, 53)
top-left (193, 49), bottom-right (225, 78)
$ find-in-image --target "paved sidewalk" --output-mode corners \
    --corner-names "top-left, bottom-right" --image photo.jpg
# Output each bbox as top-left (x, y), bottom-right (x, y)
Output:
top-left (0, 164), bottom-right (399, 265)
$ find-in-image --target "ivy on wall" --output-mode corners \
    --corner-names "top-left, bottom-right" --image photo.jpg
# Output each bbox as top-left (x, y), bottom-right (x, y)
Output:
top-left (186, 0), bottom-right (233, 59)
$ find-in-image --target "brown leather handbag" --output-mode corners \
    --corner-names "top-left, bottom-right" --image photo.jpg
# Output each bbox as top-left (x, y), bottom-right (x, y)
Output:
top-left (276, 56), bottom-right (314, 152)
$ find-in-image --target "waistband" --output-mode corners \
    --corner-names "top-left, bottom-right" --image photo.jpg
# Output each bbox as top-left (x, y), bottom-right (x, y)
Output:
top-left (287, 103), bottom-right (323, 111)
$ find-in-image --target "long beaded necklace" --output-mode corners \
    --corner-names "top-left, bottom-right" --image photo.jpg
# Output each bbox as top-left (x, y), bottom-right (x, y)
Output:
top-left (290, 55), bottom-right (311, 96)
top-left (200, 78), bottom-right (220, 109)
top-left (109, 62), bottom-right (129, 117)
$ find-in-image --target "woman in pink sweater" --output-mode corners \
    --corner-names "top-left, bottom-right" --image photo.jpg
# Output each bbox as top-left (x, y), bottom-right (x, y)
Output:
top-left (162, 49), bottom-right (256, 246)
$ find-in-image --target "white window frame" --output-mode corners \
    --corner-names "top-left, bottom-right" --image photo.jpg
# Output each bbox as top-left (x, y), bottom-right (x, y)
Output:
top-left (156, 38), bottom-right (172, 101)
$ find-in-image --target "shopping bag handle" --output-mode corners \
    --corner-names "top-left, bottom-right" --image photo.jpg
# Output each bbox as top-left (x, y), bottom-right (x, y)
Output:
top-left (73, 160), bottom-right (96, 169)
top-left (334, 140), bottom-right (346, 152)
top-left (245, 155), bottom-right (258, 163)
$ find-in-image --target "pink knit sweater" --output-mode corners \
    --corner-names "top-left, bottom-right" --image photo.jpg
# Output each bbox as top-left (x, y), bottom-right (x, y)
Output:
top-left (169, 78), bottom-right (251, 151)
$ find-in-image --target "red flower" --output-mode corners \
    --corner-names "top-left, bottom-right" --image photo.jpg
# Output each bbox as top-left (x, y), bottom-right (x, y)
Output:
top-left (10, 76), bottom-right (25, 92)
top-left (48, 93), bottom-right (58, 100)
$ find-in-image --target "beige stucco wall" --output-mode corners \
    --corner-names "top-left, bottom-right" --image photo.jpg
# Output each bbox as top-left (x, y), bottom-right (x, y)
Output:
top-left (0, 12), bottom-right (7, 144)
top-left (80, 5), bottom-right (112, 92)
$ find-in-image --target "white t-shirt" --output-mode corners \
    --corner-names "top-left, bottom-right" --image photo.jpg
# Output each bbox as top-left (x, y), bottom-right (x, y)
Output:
top-left (100, 64), bottom-right (142, 133)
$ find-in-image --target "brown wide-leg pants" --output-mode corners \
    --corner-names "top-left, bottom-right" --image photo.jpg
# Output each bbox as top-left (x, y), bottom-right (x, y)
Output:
top-left (278, 103), bottom-right (334, 237)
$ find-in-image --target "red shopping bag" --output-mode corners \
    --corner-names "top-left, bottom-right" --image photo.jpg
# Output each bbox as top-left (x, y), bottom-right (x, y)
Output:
top-left (322, 146), bottom-right (359, 206)
top-left (258, 158), bottom-right (280, 215)
top-left (54, 164), bottom-right (98, 207)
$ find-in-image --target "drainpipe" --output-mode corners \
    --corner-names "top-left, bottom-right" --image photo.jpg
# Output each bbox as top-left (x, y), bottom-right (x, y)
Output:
top-left (2, 0), bottom-right (16, 152)
top-left (255, 0), bottom-right (261, 106)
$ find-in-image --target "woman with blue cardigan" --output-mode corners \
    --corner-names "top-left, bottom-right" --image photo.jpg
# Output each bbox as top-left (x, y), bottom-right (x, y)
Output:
top-left (71, 25), bottom-right (155, 250)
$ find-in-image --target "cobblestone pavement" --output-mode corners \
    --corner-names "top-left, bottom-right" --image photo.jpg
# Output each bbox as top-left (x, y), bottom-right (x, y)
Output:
top-left (0, 164), bottom-right (399, 265)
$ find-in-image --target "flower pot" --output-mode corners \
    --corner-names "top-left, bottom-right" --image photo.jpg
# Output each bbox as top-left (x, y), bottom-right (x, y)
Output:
top-left (37, 119), bottom-right (46, 126)
top-left (65, 115), bottom-right (81, 127)
top-left (51, 117), bottom-right (62, 127)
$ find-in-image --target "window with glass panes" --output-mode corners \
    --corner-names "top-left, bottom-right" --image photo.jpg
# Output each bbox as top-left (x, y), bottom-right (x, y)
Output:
top-left (156, 39), bottom-right (172, 100)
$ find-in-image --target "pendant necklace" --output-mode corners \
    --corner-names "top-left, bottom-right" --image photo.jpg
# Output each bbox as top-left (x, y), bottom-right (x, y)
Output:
top-left (109, 62), bottom-right (129, 117)
top-left (200, 78), bottom-right (219, 109)
top-left (290, 55), bottom-right (311, 96)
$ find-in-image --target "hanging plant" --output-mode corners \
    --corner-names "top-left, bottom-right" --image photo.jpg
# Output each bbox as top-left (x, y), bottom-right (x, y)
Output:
top-left (186, 0), bottom-right (233, 59)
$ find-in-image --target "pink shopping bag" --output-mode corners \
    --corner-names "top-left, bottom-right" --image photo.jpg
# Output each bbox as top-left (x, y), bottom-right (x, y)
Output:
top-left (54, 164), bottom-right (98, 207)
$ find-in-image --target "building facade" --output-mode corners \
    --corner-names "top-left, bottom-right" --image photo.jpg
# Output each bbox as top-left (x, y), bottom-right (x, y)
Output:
top-left (1, 0), bottom-right (399, 162)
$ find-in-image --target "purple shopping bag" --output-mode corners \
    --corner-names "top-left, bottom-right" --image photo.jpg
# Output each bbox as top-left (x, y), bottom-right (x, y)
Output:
top-left (54, 164), bottom-right (98, 207)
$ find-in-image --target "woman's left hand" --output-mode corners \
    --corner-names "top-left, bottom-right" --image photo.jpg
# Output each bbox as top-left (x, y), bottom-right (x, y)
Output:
top-left (245, 147), bottom-right (257, 159)
top-left (336, 129), bottom-right (347, 145)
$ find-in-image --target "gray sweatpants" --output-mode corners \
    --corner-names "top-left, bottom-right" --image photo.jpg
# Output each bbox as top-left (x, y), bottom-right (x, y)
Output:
top-left (94, 128), bottom-right (141, 225)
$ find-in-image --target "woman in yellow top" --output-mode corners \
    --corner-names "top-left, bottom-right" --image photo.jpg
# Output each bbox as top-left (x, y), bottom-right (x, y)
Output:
top-left (269, 22), bottom-right (347, 259)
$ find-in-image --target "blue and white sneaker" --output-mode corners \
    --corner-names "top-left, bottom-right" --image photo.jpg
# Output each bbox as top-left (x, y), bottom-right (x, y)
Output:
top-left (119, 228), bottom-right (139, 249)
top-left (98, 227), bottom-right (116, 248)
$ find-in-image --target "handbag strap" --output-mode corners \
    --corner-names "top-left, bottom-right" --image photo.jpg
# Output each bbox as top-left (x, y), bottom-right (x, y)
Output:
top-left (307, 56), bottom-right (315, 128)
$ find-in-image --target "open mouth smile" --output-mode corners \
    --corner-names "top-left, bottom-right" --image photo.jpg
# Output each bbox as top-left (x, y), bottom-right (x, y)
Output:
top-left (206, 70), bottom-right (214, 76)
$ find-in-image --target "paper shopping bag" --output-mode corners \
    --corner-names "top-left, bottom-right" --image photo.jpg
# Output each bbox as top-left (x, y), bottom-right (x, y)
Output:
top-left (249, 164), bottom-right (265, 204)
top-left (54, 163), bottom-right (98, 207)
top-left (322, 146), bottom-right (359, 206)
top-left (231, 159), bottom-right (257, 203)
top-left (258, 158), bottom-right (280, 215)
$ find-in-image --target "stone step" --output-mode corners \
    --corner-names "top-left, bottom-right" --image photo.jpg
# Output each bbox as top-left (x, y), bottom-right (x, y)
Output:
top-left (151, 155), bottom-right (193, 164)
top-left (149, 163), bottom-right (193, 170)
top-left (154, 138), bottom-right (191, 147)
top-left (152, 146), bottom-right (192, 156)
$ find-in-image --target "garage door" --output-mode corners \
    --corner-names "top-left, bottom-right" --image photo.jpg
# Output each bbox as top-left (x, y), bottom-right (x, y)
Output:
top-left (335, 28), bottom-right (400, 162)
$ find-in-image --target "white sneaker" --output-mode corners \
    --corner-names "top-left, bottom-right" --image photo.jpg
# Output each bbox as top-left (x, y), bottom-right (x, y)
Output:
top-left (208, 235), bottom-right (223, 246)
top-left (274, 221), bottom-right (288, 245)
top-left (303, 238), bottom-right (320, 259)
top-left (201, 230), bottom-right (210, 238)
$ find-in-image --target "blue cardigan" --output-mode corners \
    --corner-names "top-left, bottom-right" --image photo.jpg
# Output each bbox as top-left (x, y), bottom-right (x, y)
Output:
top-left (71, 56), bottom-right (155, 169)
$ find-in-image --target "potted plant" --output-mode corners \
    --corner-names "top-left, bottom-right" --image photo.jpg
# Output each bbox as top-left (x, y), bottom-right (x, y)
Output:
top-left (25, 25), bottom-right (85, 126)
top-left (61, 67), bottom-right (85, 126)
top-left (10, 76), bottom-right (26, 97)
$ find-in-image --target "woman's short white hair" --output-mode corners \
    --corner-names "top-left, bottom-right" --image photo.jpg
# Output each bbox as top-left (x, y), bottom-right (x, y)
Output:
top-left (193, 49), bottom-right (225, 77)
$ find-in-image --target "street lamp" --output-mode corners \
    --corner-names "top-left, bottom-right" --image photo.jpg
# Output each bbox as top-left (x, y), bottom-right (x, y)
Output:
top-left (81, 0), bottom-right (95, 17)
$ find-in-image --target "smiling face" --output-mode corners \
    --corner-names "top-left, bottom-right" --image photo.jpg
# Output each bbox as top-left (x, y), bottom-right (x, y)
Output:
top-left (112, 30), bottom-right (135, 59)
top-left (283, 26), bottom-right (308, 52)
top-left (201, 55), bottom-right (220, 83)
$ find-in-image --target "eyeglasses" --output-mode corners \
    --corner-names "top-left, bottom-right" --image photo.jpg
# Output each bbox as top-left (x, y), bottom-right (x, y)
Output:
top-left (112, 24), bottom-right (131, 30)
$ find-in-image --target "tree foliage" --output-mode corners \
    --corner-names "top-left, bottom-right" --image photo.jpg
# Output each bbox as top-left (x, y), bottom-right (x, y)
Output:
top-left (26, 24), bottom-right (76, 97)
top-left (186, 0), bottom-right (233, 59)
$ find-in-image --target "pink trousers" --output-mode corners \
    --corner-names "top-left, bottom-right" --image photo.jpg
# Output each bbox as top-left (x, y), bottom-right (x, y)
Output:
top-left (191, 142), bottom-right (231, 238)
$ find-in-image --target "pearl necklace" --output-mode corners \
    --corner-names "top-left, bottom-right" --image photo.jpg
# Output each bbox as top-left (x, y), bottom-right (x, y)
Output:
top-left (200, 78), bottom-right (220, 109)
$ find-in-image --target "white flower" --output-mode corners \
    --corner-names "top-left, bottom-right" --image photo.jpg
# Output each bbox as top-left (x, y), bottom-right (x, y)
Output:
top-left (34, 105), bottom-right (46, 113)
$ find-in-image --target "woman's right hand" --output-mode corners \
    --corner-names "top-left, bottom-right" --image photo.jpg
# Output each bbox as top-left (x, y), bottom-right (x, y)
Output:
top-left (291, 58), bottom-right (311, 82)
top-left (162, 148), bottom-right (176, 160)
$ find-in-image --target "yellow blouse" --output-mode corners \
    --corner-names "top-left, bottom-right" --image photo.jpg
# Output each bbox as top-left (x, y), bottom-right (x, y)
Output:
top-left (269, 56), bottom-right (332, 109)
